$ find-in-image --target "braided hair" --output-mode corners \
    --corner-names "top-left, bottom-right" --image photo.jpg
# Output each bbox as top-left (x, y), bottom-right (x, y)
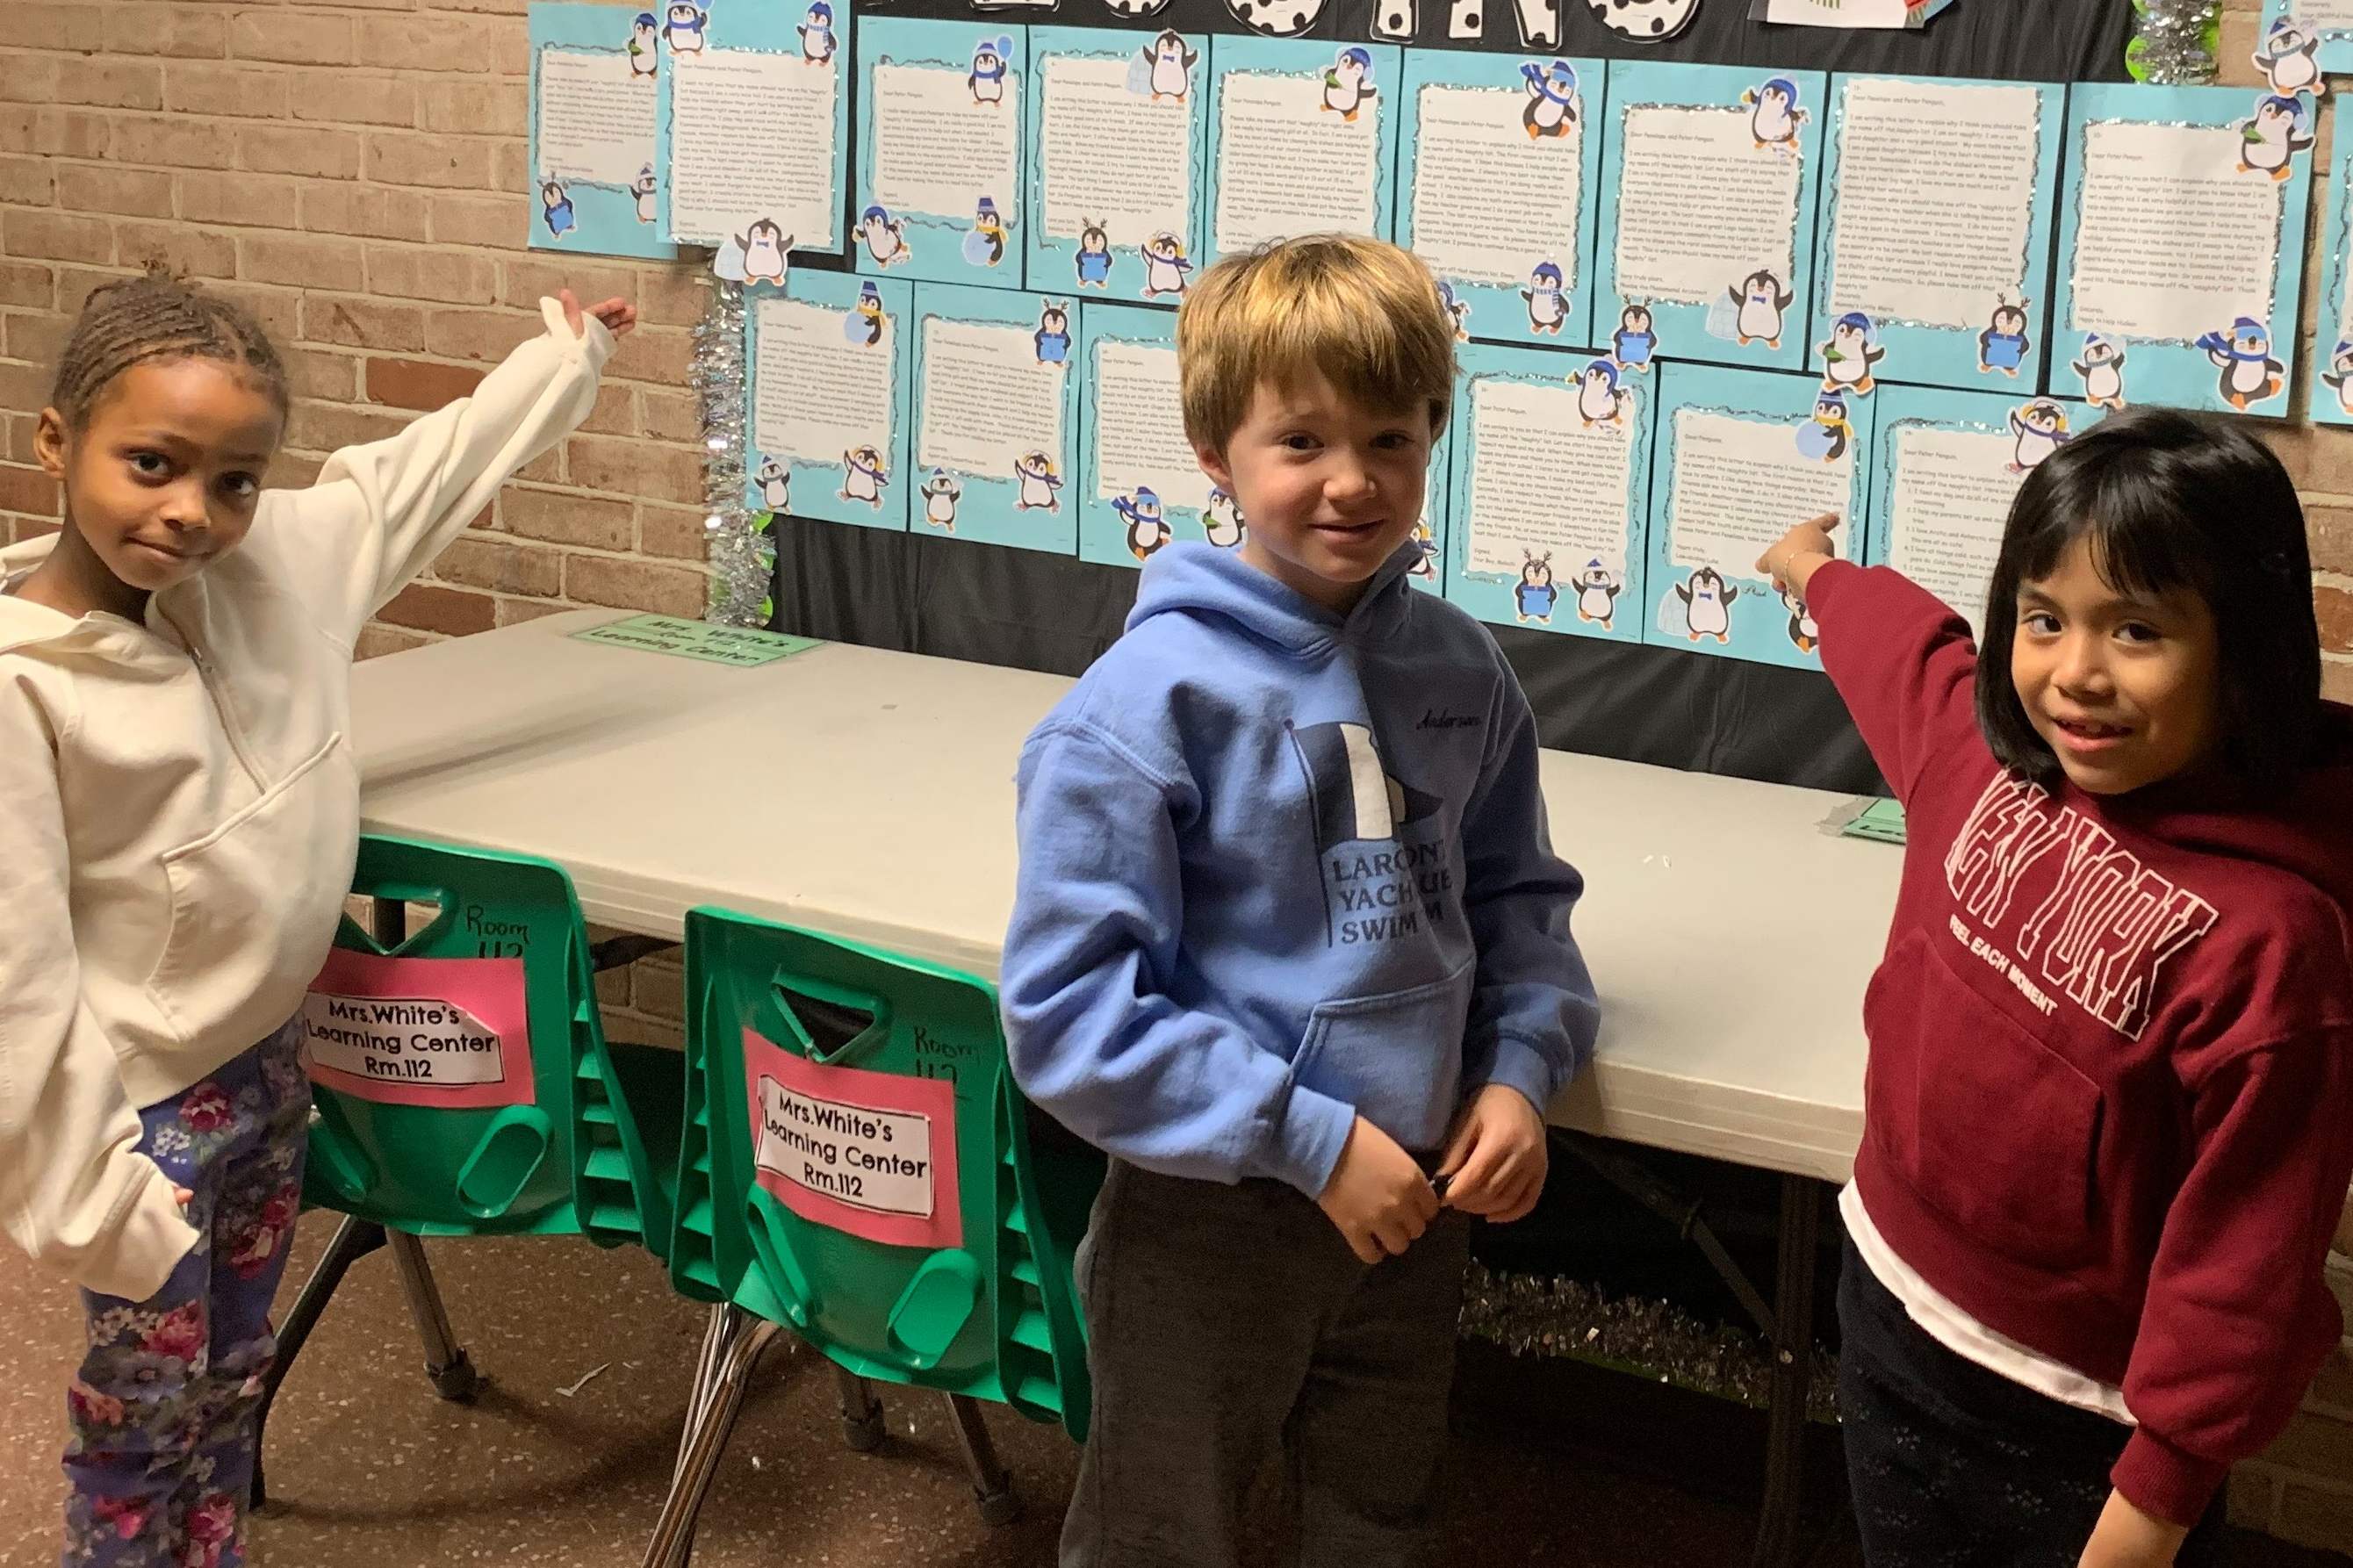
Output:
top-left (47, 267), bottom-right (289, 433)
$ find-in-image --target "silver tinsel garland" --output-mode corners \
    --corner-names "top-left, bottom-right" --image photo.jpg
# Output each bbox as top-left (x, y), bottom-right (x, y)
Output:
top-left (691, 276), bottom-right (773, 628)
top-left (2127, 0), bottom-right (2221, 84)
top-left (1459, 1262), bottom-right (1840, 1422)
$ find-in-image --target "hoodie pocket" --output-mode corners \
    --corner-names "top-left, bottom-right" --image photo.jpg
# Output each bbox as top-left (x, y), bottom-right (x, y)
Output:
top-left (1290, 962), bottom-right (1477, 1153)
top-left (147, 733), bottom-right (356, 1044)
top-left (1865, 933), bottom-right (2105, 1270)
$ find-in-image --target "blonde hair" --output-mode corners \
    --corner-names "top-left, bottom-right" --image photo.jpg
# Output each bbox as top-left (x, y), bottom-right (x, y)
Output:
top-left (1177, 234), bottom-right (1454, 455)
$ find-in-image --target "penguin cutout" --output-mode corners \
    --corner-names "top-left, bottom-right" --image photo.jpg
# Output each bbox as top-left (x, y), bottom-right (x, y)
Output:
top-left (1515, 553), bottom-right (1559, 623)
top-left (1574, 358), bottom-right (1629, 428)
top-left (1141, 232), bottom-right (1194, 298)
top-left (2007, 399), bottom-right (2070, 474)
top-left (1978, 299), bottom-right (2031, 378)
top-left (1727, 270), bottom-right (1794, 349)
top-left (540, 180), bottom-right (576, 240)
top-left (1438, 282), bottom-right (1472, 341)
top-left (2256, 18), bottom-right (2326, 98)
top-left (797, 3), bottom-right (835, 66)
top-left (968, 37), bottom-right (1013, 106)
top-left (842, 445), bottom-right (890, 507)
top-left (756, 456), bottom-right (791, 513)
top-left (2194, 317), bottom-right (2285, 411)
top-left (963, 197), bottom-right (1011, 269)
top-left (1013, 451), bottom-right (1064, 511)
top-left (1115, 489), bottom-right (1172, 560)
top-left (919, 469), bottom-right (962, 530)
top-left (1225, 0), bottom-right (1328, 41)
top-left (1103, 0), bottom-right (1176, 18)
top-left (859, 205), bottom-right (911, 269)
top-left (2238, 94), bottom-right (2314, 181)
top-left (1520, 60), bottom-right (1580, 140)
top-left (1522, 262), bottom-right (1569, 334)
top-left (730, 219), bottom-right (791, 287)
top-left (1128, 32), bottom-right (1198, 102)
top-left (628, 11), bottom-right (660, 78)
top-left (1033, 300), bottom-right (1073, 364)
top-left (1372, 0), bottom-right (1416, 41)
top-left (1611, 304), bottom-right (1657, 371)
top-left (630, 165), bottom-right (658, 226)
top-left (664, 0), bottom-right (706, 55)
top-left (1793, 392), bottom-right (1853, 463)
top-left (1674, 567), bottom-right (1738, 644)
top-left (1075, 219), bottom-right (1114, 289)
top-left (1573, 559), bottom-right (1621, 630)
top-left (1587, 0), bottom-right (1699, 40)
top-left (2071, 333), bottom-right (2126, 409)
top-left (2323, 341), bottom-right (2353, 420)
top-left (844, 282), bottom-right (887, 347)
top-left (1449, 0), bottom-right (1485, 39)
top-left (1742, 77), bottom-right (1808, 153)
top-left (1408, 518), bottom-right (1438, 579)
top-left (1321, 48), bottom-right (1378, 120)
top-left (1514, 0), bottom-right (1560, 49)
top-left (1205, 488), bottom-right (1247, 548)
top-left (1817, 313), bottom-right (1885, 396)
top-left (1781, 586), bottom-right (1820, 655)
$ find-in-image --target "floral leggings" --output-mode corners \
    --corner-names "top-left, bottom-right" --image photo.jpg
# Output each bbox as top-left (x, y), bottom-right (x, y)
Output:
top-left (63, 1018), bottom-right (309, 1568)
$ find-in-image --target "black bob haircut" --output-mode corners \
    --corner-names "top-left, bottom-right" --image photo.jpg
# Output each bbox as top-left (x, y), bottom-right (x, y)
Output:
top-left (1975, 406), bottom-right (2321, 795)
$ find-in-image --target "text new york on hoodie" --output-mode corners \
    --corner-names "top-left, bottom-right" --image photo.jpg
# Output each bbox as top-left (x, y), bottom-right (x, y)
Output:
top-left (1001, 541), bottom-right (1601, 1201)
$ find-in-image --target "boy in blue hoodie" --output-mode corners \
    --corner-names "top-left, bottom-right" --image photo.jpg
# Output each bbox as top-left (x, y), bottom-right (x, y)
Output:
top-left (1002, 234), bottom-right (1600, 1565)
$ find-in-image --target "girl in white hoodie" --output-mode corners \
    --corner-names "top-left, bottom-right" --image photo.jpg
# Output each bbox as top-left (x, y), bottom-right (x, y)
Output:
top-left (0, 269), bottom-right (634, 1566)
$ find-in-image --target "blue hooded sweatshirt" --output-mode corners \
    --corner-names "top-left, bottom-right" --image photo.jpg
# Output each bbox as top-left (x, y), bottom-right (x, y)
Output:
top-left (1001, 541), bottom-right (1600, 1200)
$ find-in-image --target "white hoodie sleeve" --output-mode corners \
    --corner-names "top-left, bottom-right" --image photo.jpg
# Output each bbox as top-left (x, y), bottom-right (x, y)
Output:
top-left (252, 298), bottom-right (615, 648)
top-left (0, 672), bottom-right (202, 1301)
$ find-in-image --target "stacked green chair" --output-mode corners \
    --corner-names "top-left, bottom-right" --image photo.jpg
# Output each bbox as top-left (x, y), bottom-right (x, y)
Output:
top-left (253, 834), bottom-right (687, 1504)
top-left (640, 909), bottom-right (1101, 1567)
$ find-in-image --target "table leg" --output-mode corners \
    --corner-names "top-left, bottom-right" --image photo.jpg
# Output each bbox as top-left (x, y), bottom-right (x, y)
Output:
top-left (1750, 1172), bottom-right (1824, 1568)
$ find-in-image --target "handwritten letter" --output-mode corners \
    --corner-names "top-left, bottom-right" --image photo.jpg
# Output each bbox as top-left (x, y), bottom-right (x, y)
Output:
top-left (873, 62), bottom-right (1022, 222)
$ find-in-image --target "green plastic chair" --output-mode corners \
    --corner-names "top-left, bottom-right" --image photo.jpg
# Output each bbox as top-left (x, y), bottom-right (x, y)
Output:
top-left (642, 909), bottom-right (1102, 1564)
top-left (253, 834), bottom-right (688, 1506)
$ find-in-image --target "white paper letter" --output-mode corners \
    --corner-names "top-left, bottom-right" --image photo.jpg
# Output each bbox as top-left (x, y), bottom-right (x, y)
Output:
top-left (752, 298), bottom-right (896, 466)
top-left (872, 62), bottom-right (1023, 224)
top-left (1666, 410), bottom-right (1850, 571)
top-left (1212, 73), bottom-right (1381, 254)
top-left (1039, 55), bottom-right (1191, 246)
top-left (1463, 379), bottom-right (1632, 572)
top-left (918, 320), bottom-right (1065, 476)
top-left (1092, 342), bottom-right (1212, 509)
top-left (670, 51), bottom-right (841, 247)
top-left (2069, 121), bottom-right (2284, 341)
top-left (538, 48), bottom-right (657, 187)
top-left (1409, 83), bottom-right (1585, 287)
top-left (1614, 105), bottom-right (1804, 307)
top-left (1885, 424), bottom-right (2028, 638)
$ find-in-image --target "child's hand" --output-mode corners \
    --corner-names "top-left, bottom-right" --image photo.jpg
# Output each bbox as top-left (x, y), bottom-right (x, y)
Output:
top-left (1317, 1116), bottom-right (1439, 1265)
top-left (558, 288), bottom-right (638, 341)
top-left (1436, 1084), bottom-right (1547, 1223)
top-left (2077, 1490), bottom-right (2189, 1567)
top-left (1757, 513), bottom-right (1842, 595)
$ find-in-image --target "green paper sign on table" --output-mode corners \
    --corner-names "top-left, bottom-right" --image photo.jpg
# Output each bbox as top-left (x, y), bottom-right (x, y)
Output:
top-left (1841, 797), bottom-right (1906, 845)
top-left (571, 615), bottom-right (824, 669)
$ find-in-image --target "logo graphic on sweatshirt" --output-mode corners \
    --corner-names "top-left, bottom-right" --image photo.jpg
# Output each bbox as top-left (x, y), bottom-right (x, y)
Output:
top-left (1287, 721), bottom-right (1454, 947)
top-left (1942, 774), bottom-right (2219, 1039)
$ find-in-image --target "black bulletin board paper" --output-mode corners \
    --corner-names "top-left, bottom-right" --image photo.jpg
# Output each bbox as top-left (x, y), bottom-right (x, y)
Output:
top-left (766, 0), bottom-right (2136, 795)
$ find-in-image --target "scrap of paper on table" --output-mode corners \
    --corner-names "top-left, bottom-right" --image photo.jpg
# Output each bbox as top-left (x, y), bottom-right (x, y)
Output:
top-left (857, 18), bottom-right (1031, 287)
top-left (1398, 51), bottom-right (1606, 351)
top-left (1444, 341), bottom-right (1652, 642)
top-left (910, 283), bottom-right (1080, 556)
top-left (1810, 75), bottom-right (2062, 394)
top-left (1865, 385), bottom-right (2105, 641)
top-left (1204, 34), bottom-right (1400, 263)
top-left (747, 270), bottom-right (914, 532)
top-left (1025, 27), bottom-right (1208, 306)
top-left (2051, 83), bottom-right (2313, 417)
top-left (1598, 61), bottom-right (1828, 375)
top-left (527, 3), bottom-right (676, 260)
top-left (1644, 363), bottom-right (1876, 672)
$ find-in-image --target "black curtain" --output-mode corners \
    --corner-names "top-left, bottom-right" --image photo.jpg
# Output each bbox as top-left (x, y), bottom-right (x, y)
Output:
top-left (768, 0), bottom-right (2135, 795)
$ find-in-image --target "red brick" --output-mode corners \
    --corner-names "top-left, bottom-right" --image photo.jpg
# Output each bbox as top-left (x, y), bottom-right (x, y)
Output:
top-left (298, 183), bottom-right (428, 243)
top-left (176, 169), bottom-right (301, 229)
top-left (163, 61), bottom-right (289, 120)
top-left (112, 113), bottom-right (239, 170)
top-left (203, 280), bottom-right (299, 343)
top-left (640, 388), bottom-right (698, 443)
top-left (419, 77), bottom-right (525, 138)
top-left (3, 210), bottom-right (113, 267)
top-left (637, 267), bottom-right (710, 329)
top-left (567, 436), bottom-right (701, 506)
top-left (431, 535), bottom-right (563, 596)
top-left (115, 219), bottom-right (237, 280)
top-left (639, 504), bottom-right (710, 562)
top-left (0, 360), bottom-right (53, 416)
top-left (492, 138), bottom-right (530, 197)
top-left (500, 257), bottom-right (637, 313)
top-left (5, 311), bottom-right (68, 367)
top-left (239, 233), bottom-right (365, 291)
top-left (59, 165), bottom-right (176, 218)
top-left (104, 7), bottom-right (229, 59)
top-left (2320, 586), bottom-right (2353, 657)
top-left (0, 155), bottom-right (54, 206)
top-left (285, 349), bottom-right (358, 403)
top-left (0, 55), bottom-right (61, 107)
top-left (603, 327), bottom-right (693, 387)
top-left (2263, 1409), bottom-right (2353, 1475)
top-left (630, 960), bottom-right (685, 1019)
top-left (575, 381), bottom-right (633, 437)
top-left (2307, 1341), bottom-right (2353, 1414)
top-left (36, 109), bottom-right (112, 162)
top-left (516, 447), bottom-right (563, 485)
top-left (378, 582), bottom-right (495, 637)
top-left (2328, 658), bottom-right (2353, 706)
top-left (2308, 503), bottom-right (2353, 578)
top-left (3, 413), bottom-right (37, 464)
top-left (500, 486), bottom-right (633, 550)
top-left (227, 11), bottom-right (353, 67)
top-left (364, 356), bottom-right (484, 411)
top-left (4, 517), bottom-right (62, 546)
top-left (438, 0), bottom-right (530, 15)
top-left (2296, 426), bottom-right (2353, 498)
top-left (428, 191), bottom-right (529, 249)
top-left (54, 268), bottom-right (131, 321)
top-left (563, 554), bottom-right (708, 618)
top-left (285, 400), bottom-right (413, 454)
top-left (0, 106), bottom-right (35, 155)
top-left (421, 306), bottom-right (537, 363)
top-left (0, 261), bottom-right (50, 310)
top-left (355, 623), bottom-right (434, 660)
top-left (264, 450), bottom-right (324, 490)
top-left (0, 466), bottom-right (61, 519)
top-left (293, 74), bottom-right (415, 129)
top-left (55, 60), bottom-right (165, 113)
top-left (236, 123), bottom-right (362, 180)
top-left (299, 294), bottom-right (424, 354)
top-left (497, 595), bottom-right (574, 626)
top-left (364, 132), bottom-right (497, 191)
top-left (366, 246), bottom-right (497, 306)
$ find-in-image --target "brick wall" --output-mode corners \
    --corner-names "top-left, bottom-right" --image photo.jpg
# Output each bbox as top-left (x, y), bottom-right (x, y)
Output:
top-left (0, 0), bottom-right (713, 656)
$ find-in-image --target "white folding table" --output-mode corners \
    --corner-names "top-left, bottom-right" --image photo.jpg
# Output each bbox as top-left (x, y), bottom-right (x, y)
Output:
top-left (348, 609), bottom-right (1903, 1565)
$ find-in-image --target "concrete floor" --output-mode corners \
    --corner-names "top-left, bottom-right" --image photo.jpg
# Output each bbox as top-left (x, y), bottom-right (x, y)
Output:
top-left (0, 1222), bottom-right (2335, 1567)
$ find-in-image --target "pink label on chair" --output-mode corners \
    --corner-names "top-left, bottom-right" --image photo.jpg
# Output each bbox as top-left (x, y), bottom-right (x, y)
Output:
top-left (744, 1029), bottom-right (963, 1251)
top-left (300, 949), bottom-right (536, 1108)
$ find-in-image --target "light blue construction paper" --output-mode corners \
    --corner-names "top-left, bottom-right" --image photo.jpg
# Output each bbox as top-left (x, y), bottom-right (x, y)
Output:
top-left (744, 269), bottom-right (913, 532)
top-left (856, 18), bottom-right (1029, 289)
top-left (908, 282), bottom-right (1080, 555)
top-left (2256, 4), bottom-right (2350, 78)
top-left (1202, 34), bottom-right (1400, 265)
top-left (527, 3), bottom-right (676, 260)
top-left (2310, 105), bottom-right (2353, 426)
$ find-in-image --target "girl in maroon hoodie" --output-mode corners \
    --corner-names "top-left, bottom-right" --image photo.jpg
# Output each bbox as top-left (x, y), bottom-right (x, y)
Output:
top-left (1759, 408), bottom-right (2353, 1568)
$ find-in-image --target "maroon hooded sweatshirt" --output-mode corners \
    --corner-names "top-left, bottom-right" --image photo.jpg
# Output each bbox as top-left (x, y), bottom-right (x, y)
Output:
top-left (1810, 560), bottom-right (2353, 1527)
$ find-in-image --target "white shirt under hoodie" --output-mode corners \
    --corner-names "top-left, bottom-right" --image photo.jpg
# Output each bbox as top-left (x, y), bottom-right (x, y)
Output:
top-left (0, 299), bottom-right (612, 1301)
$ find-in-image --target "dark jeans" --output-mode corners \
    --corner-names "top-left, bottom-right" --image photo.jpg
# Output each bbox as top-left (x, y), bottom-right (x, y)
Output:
top-left (1839, 1236), bottom-right (2227, 1567)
